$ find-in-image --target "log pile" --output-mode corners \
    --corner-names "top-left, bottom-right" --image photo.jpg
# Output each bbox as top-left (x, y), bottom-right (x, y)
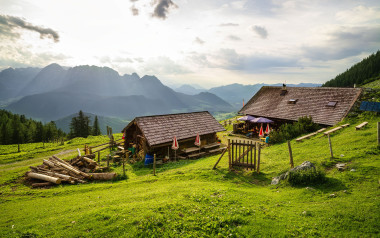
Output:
top-left (26, 155), bottom-right (116, 188)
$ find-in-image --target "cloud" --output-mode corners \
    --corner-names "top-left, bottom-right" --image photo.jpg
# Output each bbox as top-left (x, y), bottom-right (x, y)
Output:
top-left (100, 56), bottom-right (134, 64)
top-left (188, 49), bottom-right (298, 72)
top-left (251, 25), bottom-right (268, 39)
top-left (227, 35), bottom-right (241, 41)
top-left (152, 0), bottom-right (178, 20)
top-left (219, 23), bottom-right (239, 27)
top-left (130, 5), bottom-right (139, 16)
top-left (336, 5), bottom-right (380, 24)
top-left (144, 56), bottom-right (191, 75)
top-left (0, 15), bottom-right (59, 42)
top-left (0, 43), bottom-right (67, 69)
top-left (302, 26), bottom-right (380, 61)
top-left (194, 37), bottom-right (205, 45)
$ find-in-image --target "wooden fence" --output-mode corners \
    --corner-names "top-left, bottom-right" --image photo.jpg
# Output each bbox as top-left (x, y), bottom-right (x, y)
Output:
top-left (228, 139), bottom-right (260, 171)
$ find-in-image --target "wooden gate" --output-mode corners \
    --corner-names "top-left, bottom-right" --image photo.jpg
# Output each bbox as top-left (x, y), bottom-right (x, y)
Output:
top-left (228, 139), bottom-right (261, 171)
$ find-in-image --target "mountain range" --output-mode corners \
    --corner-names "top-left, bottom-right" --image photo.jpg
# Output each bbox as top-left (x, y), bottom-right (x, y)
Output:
top-left (0, 63), bottom-right (320, 133)
top-left (0, 64), bottom-right (234, 125)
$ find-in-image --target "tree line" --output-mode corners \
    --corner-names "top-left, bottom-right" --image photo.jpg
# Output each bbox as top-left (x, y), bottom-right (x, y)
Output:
top-left (0, 110), bottom-right (103, 145)
top-left (322, 51), bottom-right (380, 87)
top-left (0, 110), bottom-right (65, 145)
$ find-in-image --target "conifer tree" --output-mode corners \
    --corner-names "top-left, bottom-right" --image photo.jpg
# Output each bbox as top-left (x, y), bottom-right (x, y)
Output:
top-left (92, 116), bottom-right (101, 136)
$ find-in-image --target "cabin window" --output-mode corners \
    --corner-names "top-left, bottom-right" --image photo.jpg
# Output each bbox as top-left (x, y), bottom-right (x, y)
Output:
top-left (288, 99), bottom-right (298, 104)
top-left (326, 101), bottom-right (338, 107)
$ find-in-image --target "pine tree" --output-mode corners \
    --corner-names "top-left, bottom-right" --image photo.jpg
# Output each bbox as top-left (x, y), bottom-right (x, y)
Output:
top-left (69, 110), bottom-right (92, 138)
top-left (92, 116), bottom-right (101, 136)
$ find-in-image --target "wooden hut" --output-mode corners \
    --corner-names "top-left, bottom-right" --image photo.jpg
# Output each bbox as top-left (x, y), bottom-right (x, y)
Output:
top-left (122, 111), bottom-right (225, 159)
top-left (239, 86), bottom-right (363, 126)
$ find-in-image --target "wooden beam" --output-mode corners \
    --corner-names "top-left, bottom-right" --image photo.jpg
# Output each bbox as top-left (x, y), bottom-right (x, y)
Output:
top-left (287, 140), bottom-right (294, 168)
top-left (212, 147), bottom-right (228, 169)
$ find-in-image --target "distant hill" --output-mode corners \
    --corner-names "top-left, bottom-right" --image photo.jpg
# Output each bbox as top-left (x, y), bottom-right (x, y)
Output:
top-left (208, 83), bottom-right (321, 110)
top-left (175, 84), bottom-right (206, 95)
top-left (2, 64), bottom-right (234, 121)
top-left (54, 112), bottom-right (129, 134)
top-left (322, 51), bottom-right (380, 87)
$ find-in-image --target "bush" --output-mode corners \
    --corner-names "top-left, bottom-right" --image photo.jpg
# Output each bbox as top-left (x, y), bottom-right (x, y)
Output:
top-left (287, 168), bottom-right (326, 186)
top-left (269, 116), bottom-right (320, 144)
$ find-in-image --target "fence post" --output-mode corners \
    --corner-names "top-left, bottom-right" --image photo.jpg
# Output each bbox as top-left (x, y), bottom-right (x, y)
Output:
top-left (257, 143), bottom-right (261, 174)
top-left (123, 153), bottom-right (126, 177)
top-left (107, 154), bottom-right (110, 167)
top-left (287, 140), bottom-right (294, 168)
top-left (228, 139), bottom-right (231, 169)
top-left (377, 122), bottom-right (380, 146)
top-left (153, 154), bottom-right (156, 176)
top-left (98, 151), bottom-right (100, 163)
top-left (328, 134), bottom-right (334, 158)
top-left (254, 142), bottom-right (256, 170)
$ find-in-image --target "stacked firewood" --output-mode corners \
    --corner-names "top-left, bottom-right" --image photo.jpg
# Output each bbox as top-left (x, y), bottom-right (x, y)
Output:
top-left (26, 155), bottom-right (116, 188)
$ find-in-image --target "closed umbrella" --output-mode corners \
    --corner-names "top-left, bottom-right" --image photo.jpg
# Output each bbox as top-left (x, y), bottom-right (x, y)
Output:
top-left (172, 136), bottom-right (179, 161)
top-left (265, 124), bottom-right (270, 134)
top-left (259, 124), bottom-right (264, 137)
top-left (195, 133), bottom-right (201, 154)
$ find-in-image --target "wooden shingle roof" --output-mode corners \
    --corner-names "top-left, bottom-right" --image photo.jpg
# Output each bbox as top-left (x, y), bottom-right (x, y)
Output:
top-left (239, 86), bottom-right (362, 126)
top-left (123, 111), bottom-right (225, 147)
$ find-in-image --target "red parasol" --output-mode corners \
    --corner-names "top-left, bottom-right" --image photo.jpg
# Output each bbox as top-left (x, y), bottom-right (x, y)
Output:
top-left (265, 124), bottom-right (270, 134)
top-left (172, 136), bottom-right (179, 150)
top-left (259, 124), bottom-right (264, 137)
top-left (194, 133), bottom-right (201, 146)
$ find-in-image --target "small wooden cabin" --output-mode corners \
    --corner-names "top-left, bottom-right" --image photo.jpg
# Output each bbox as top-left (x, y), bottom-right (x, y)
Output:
top-left (122, 111), bottom-right (225, 158)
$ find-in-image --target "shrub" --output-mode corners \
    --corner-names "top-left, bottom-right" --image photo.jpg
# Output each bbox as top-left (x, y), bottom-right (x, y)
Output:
top-left (269, 116), bottom-right (320, 144)
top-left (287, 168), bottom-right (326, 186)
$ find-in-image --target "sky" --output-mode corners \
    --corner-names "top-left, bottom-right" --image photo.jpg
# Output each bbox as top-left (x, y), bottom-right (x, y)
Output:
top-left (0, 0), bottom-right (379, 88)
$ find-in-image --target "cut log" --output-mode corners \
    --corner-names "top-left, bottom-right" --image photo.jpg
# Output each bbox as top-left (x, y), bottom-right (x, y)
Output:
top-left (37, 169), bottom-right (76, 183)
top-left (51, 157), bottom-right (90, 178)
top-left (32, 182), bottom-right (54, 188)
top-left (43, 159), bottom-right (56, 168)
top-left (88, 173), bottom-right (117, 180)
top-left (27, 172), bottom-right (61, 184)
top-left (82, 157), bottom-right (97, 169)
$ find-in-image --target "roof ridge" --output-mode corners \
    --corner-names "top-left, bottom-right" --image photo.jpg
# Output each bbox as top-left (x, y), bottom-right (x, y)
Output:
top-left (135, 111), bottom-right (210, 120)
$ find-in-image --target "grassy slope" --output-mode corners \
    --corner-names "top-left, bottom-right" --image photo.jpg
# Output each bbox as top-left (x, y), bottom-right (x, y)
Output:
top-left (363, 79), bottom-right (380, 89)
top-left (0, 115), bottom-right (379, 237)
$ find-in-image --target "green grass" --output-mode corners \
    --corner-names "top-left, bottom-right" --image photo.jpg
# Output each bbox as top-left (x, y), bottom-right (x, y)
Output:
top-left (0, 116), bottom-right (379, 237)
top-left (362, 78), bottom-right (380, 89)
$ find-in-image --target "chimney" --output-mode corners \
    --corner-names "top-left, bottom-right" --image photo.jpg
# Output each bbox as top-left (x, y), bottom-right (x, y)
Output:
top-left (280, 83), bottom-right (287, 96)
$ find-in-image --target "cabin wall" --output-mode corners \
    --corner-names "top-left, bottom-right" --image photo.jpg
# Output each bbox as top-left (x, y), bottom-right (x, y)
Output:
top-left (148, 133), bottom-right (218, 158)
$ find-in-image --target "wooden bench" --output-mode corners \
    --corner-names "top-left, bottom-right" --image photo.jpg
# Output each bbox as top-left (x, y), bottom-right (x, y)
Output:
top-left (209, 147), bottom-right (227, 154)
top-left (296, 128), bottom-right (326, 142)
top-left (324, 124), bottom-right (349, 136)
top-left (188, 152), bottom-right (206, 159)
top-left (202, 142), bottom-right (220, 150)
top-left (182, 147), bottom-right (200, 154)
top-left (355, 122), bottom-right (368, 130)
top-left (177, 155), bottom-right (187, 160)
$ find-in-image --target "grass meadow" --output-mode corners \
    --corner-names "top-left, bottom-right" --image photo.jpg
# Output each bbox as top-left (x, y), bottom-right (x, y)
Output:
top-left (0, 114), bottom-right (379, 237)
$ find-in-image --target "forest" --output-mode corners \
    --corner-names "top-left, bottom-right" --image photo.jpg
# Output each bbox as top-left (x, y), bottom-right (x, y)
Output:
top-left (0, 110), bottom-right (64, 145)
top-left (322, 50), bottom-right (380, 87)
top-left (0, 110), bottom-right (102, 145)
